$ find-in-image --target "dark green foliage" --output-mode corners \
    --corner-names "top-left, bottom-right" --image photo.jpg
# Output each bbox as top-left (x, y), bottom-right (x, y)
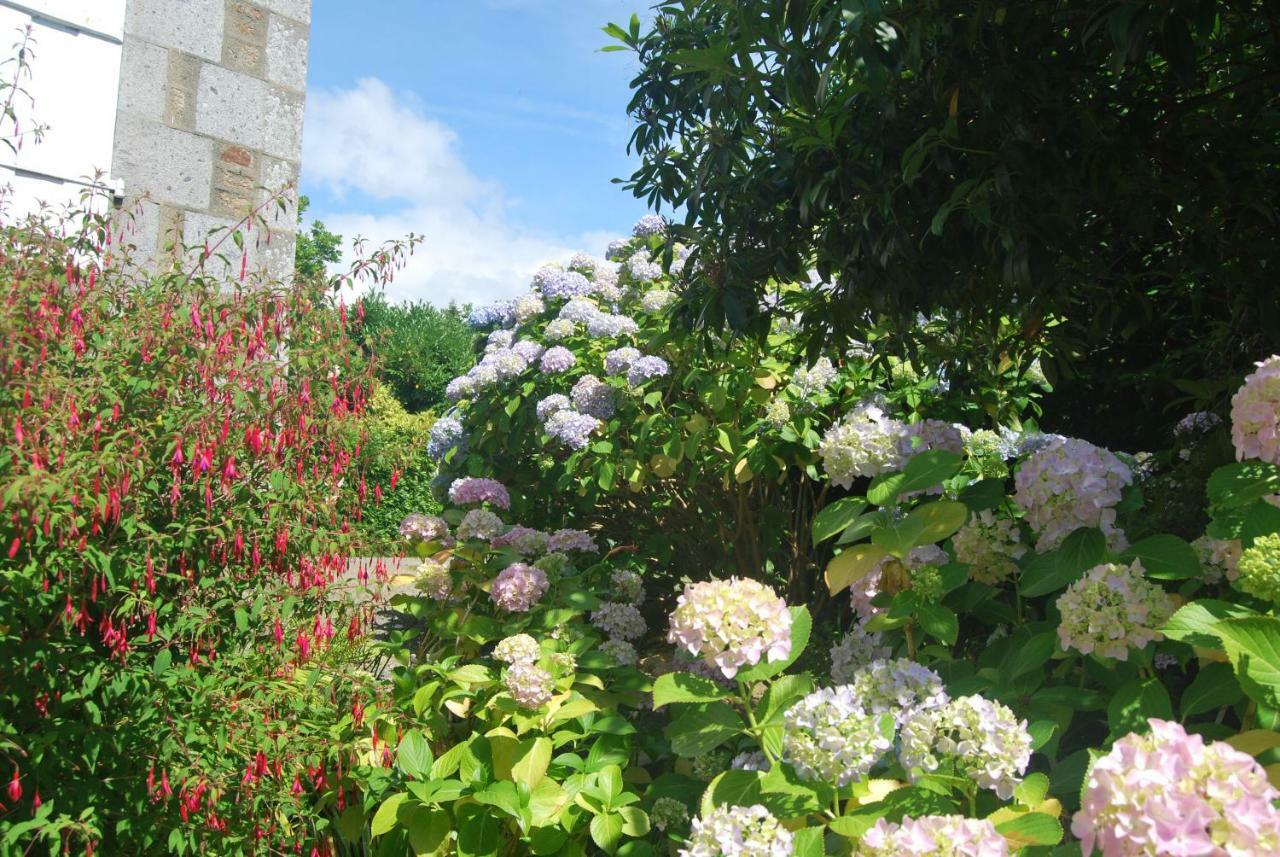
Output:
top-left (614, 1), bottom-right (1280, 450)
top-left (350, 293), bottom-right (477, 413)
top-left (356, 385), bottom-right (442, 546)
top-left (293, 195), bottom-right (343, 282)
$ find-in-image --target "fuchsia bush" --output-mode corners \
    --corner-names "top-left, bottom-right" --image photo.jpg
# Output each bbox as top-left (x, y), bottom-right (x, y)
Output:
top-left (0, 201), bottom-right (394, 854)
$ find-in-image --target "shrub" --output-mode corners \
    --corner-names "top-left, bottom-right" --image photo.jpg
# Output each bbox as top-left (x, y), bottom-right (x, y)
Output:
top-left (349, 216), bottom-right (1280, 857)
top-left (0, 197), bottom-right (384, 854)
top-left (353, 383), bottom-right (440, 546)
top-left (350, 294), bottom-right (476, 414)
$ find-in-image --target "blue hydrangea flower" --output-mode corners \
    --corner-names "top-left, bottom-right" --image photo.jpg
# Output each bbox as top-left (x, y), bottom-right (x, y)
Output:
top-left (545, 409), bottom-right (601, 449)
top-left (540, 346), bottom-right (577, 374)
top-left (626, 355), bottom-right (670, 386)
top-left (536, 394), bottom-right (573, 422)
top-left (538, 270), bottom-right (595, 300)
top-left (427, 416), bottom-right (466, 460)
top-left (606, 239), bottom-right (631, 261)
top-left (632, 214), bottom-right (667, 238)
top-left (604, 347), bottom-right (642, 376)
top-left (468, 300), bottom-right (515, 329)
top-left (572, 375), bottom-right (616, 419)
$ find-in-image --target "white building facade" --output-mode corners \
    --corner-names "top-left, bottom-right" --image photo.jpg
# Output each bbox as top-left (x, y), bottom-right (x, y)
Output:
top-left (0, 0), bottom-right (311, 279)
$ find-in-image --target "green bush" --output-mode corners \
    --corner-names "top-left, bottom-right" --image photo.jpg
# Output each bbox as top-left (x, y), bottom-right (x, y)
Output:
top-left (350, 294), bottom-right (476, 414)
top-left (354, 384), bottom-right (440, 546)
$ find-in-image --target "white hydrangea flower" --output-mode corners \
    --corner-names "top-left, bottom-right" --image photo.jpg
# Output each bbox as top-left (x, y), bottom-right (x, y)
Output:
top-left (899, 695), bottom-right (1031, 800)
top-left (819, 403), bottom-right (909, 487)
top-left (493, 633), bottom-right (540, 665)
top-left (782, 685), bottom-right (893, 786)
top-left (856, 815), bottom-right (1009, 856)
top-left (1055, 561), bottom-right (1173, 660)
top-left (953, 511), bottom-right (1027, 585)
top-left (844, 658), bottom-right (949, 726)
top-left (830, 622), bottom-right (892, 683)
top-left (680, 804), bottom-right (792, 857)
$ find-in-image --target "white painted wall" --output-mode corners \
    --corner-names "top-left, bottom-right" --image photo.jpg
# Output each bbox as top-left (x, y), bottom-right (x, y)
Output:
top-left (0, 0), bottom-right (126, 217)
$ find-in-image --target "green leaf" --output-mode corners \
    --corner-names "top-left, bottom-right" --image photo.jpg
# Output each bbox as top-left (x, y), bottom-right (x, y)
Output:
top-left (792, 827), bottom-right (825, 857)
top-left (738, 606), bottom-right (811, 681)
top-left (1108, 679), bottom-right (1173, 738)
top-left (1001, 632), bottom-right (1057, 682)
top-left (402, 805), bottom-right (451, 856)
top-left (812, 497), bottom-right (868, 544)
top-left (826, 544), bottom-right (889, 595)
top-left (994, 812), bottom-right (1064, 847)
top-left (652, 672), bottom-right (728, 708)
top-left (867, 471), bottom-right (907, 506)
top-left (1214, 616), bottom-right (1280, 708)
top-left (510, 737), bottom-right (553, 786)
top-left (664, 702), bottom-right (742, 756)
top-left (901, 449), bottom-right (963, 493)
top-left (456, 804), bottom-right (500, 857)
top-left (1163, 599), bottom-right (1258, 649)
top-left (1240, 499), bottom-right (1280, 547)
top-left (1120, 534), bottom-right (1200, 580)
top-left (1013, 772), bottom-right (1050, 807)
top-left (371, 793), bottom-right (409, 838)
top-left (590, 812), bottom-right (625, 854)
top-left (958, 479), bottom-right (1006, 512)
top-left (905, 500), bottom-right (969, 548)
top-left (335, 804), bottom-right (365, 843)
top-left (1019, 528), bottom-right (1106, 597)
top-left (701, 770), bottom-right (764, 815)
top-left (153, 648), bottom-right (172, 676)
top-left (1207, 461), bottom-right (1280, 509)
top-left (916, 603), bottom-right (958, 645)
top-left (618, 806), bottom-right (650, 837)
top-left (1180, 662), bottom-right (1243, 719)
top-left (755, 673), bottom-right (814, 726)
top-left (398, 729), bottom-right (434, 780)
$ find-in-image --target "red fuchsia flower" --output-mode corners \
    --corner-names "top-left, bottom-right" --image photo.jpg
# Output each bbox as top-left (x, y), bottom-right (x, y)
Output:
top-left (7, 769), bottom-right (21, 802)
top-left (290, 775), bottom-right (304, 797)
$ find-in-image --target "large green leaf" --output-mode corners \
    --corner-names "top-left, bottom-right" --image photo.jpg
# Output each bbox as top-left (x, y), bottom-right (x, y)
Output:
top-left (994, 812), bottom-right (1064, 848)
top-left (907, 500), bottom-right (969, 547)
top-left (1207, 461), bottom-right (1280, 509)
top-left (1163, 599), bottom-right (1258, 649)
top-left (456, 804), bottom-right (500, 857)
top-left (510, 737), bottom-right (553, 786)
top-left (826, 544), bottom-right (889, 595)
top-left (812, 497), bottom-right (868, 544)
top-left (652, 672), bottom-right (728, 708)
top-left (1214, 616), bottom-right (1280, 708)
top-left (371, 793), bottom-right (408, 838)
top-left (701, 769), bottom-right (764, 815)
top-left (1107, 678), bottom-right (1173, 738)
top-left (589, 812), bottom-right (625, 854)
top-left (664, 702), bottom-right (742, 756)
top-left (398, 729), bottom-right (434, 780)
top-left (1180, 662), bottom-right (1243, 719)
top-left (1019, 528), bottom-right (1106, 598)
top-left (1120, 534), bottom-right (1200, 580)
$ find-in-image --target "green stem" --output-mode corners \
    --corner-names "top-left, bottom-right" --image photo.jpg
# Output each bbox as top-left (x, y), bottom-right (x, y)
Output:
top-left (905, 622), bottom-right (918, 660)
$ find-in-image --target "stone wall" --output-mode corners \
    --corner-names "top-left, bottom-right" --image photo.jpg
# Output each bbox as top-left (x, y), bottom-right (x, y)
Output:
top-left (112, 0), bottom-right (311, 280)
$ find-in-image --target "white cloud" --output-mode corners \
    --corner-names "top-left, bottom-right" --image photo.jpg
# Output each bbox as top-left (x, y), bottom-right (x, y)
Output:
top-left (302, 78), bottom-right (612, 307)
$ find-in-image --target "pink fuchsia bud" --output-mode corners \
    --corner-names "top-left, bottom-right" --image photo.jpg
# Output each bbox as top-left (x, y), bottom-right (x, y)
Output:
top-left (7, 769), bottom-right (21, 802)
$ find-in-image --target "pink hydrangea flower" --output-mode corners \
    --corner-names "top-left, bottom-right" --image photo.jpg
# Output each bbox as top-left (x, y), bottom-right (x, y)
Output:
top-left (1073, 719), bottom-right (1280, 856)
top-left (856, 815), bottom-right (1008, 856)
top-left (1055, 561), bottom-right (1173, 660)
top-left (1231, 355), bottom-right (1280, 464)
top-left (447, 477), bottom-right (510, 510)
top-left (547, 528), bottom-right (598, 553)
top-left (668, 577), bottom-right (792, 679)
top-left (490, 562), bottom-right (549, 612)
top-left (1013, 437), bottom-right (1132, 551)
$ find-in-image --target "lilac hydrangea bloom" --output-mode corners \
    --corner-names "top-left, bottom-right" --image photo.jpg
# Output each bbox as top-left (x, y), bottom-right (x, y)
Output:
top-left (668, 577), bottom-right (792, 679)
top-left (547, 528), bottom-right (598, 553)
top-left (632, 214), bottom-right (667, 237)
top-left (567, 251), bottom-right (597, 273)
top-left (605, 238), bottom-right (631, 260)
top-left (539, 346), bottom-right (577, 374)
top-left (627, 255), bottom-right (663, 282)
top-left (511, 293), bottom-right (545, 323)
top-left (538, 270), bottom-right (595, 300)
top-left (399, 514), bottom-right (450, 545)
top-left (511, 339), bottom-right (545, 362)
top-left (490, 562), bottom-right (549, 612)
top-left (604, 347), bottom-right (642, 376)
top-left (571, 375), bottom-right (616, 419)
top-left (858, 816), bottom-right (1009, 856)
top-left (558, 297), bottom-right (600, 323)
top-left (536, 394), bottom-right (573, 422)
top-left (626, 355), bottom-right (670, 386)
top-left (544, 409), bottom-right (600, 448)
top-left (1231, 355), bottom-right (1280, 464)
top-left (444, 376), bottom-right (477, 402)
top-left (485, 329), bottom-right (515, 351)
top-left (447, 477), bottom-right (511, 510)
top-left (586, 313), bottom-right (638, 338)
top-left (468, 301), bottom-right (514, 329)
top-left (544, 318), bottom-right (576, 340)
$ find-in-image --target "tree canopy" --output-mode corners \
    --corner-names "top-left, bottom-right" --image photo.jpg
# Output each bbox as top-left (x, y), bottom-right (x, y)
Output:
top-left (613, 1), bottom-right (1280, 448)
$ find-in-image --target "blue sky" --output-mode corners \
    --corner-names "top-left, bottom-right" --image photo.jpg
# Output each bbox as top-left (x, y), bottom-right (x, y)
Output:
top-left (301, 0), bottom-right (649, 306)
